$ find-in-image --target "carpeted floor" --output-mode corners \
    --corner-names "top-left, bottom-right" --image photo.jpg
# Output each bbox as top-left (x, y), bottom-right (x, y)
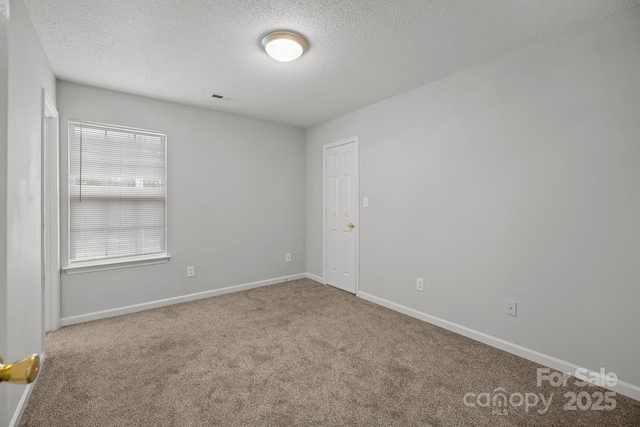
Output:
top-left (19, 279), bottom-right (640, 426)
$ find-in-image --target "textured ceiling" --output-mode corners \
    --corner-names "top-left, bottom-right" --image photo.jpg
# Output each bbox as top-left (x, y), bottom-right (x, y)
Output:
top-left (23, 0), bottom-right (640, 128)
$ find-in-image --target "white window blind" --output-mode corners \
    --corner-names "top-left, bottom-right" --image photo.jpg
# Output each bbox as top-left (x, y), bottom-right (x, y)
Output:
top-left (68, 121), bottom-right (167, 263)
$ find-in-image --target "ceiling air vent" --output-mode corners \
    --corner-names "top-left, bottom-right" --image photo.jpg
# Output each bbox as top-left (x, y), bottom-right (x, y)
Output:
top-left (211, 93), bottom-right (224, 99)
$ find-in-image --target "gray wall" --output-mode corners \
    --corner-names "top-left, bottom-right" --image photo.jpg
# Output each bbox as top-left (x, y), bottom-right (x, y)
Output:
top-left (307, 7), bottom-right (640, 389)
top-left (2, 0), bottom-right (56, 425)
top-left (0, 0), bottom-right (9, 423)
top-left (57, 82), bottom-right (306, 319)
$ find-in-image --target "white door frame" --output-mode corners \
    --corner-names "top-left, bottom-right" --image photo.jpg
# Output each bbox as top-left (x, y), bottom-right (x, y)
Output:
top-left (42, 88), bottom-right (60, 333)
top-left (322, 136), bottom-right (359, 295)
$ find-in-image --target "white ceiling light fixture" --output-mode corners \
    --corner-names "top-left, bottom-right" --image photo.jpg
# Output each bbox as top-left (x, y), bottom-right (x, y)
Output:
top-left (261, 31), bottom-right (309, 62)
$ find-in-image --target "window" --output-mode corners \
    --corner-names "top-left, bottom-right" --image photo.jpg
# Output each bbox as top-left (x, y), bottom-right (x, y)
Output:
top-left (68, 121), bottom-right (167, 265)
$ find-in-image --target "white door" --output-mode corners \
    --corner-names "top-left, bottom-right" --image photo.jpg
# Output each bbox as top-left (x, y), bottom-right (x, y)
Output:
top-left (324, 139), bottom-right (358, 294)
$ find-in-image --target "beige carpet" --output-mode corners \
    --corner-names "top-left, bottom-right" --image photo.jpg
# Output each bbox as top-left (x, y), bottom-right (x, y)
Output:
top-left (19, 279), bottom-right (640, 426)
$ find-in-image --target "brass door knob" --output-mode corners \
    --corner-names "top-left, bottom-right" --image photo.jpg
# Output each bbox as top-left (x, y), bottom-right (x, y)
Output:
top-left (0, 354), bottom-right (40, 384)
top-left (348, 223), bottom-right (355, 229)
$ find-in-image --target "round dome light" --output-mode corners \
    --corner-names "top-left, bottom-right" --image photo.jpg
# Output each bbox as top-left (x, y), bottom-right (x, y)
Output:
top-left (261, 31), bottom-right (308, 62)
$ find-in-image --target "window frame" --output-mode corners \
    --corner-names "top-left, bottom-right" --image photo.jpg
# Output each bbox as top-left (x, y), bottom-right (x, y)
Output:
top-left (63, 119), bottom-right (170, 274)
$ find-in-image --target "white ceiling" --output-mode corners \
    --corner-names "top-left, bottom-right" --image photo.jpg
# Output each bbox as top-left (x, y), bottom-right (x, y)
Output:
top-left (24, 0), bottom-right (640, 129)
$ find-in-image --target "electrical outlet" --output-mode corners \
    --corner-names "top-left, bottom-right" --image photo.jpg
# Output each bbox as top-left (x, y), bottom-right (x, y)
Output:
top-left (416, 278), bottom-right (424, 292)
top-left (187, 266), bottom-right (195, 278)
top-left (506, 300), bottom-right (517, 317)
top-left (285, 253), bottom-right (292, 262)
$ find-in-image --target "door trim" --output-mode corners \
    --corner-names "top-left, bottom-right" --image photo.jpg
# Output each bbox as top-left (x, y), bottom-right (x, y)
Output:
top-left (42, 88), bottom-right (60, 333)
top-left (322, 136), bottom-right (359, 295)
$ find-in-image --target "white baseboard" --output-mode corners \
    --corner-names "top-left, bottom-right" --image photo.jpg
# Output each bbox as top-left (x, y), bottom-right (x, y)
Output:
top-left (60, 273), bottom-right (307, 327)
top-left (9, 382), bottom-right (35, 427)
top-left (9, 353), bottom-right (45, 427)
top-left (306, 273), bottom-right (324, 284)
top-left (358, 291), bottom-right (640, 402)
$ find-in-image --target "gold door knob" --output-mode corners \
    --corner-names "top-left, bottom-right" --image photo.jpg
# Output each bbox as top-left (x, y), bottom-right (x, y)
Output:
top-left (0, 354), bottom-right (40, 384)
top-left (348, 223), bottom-right (355, 229)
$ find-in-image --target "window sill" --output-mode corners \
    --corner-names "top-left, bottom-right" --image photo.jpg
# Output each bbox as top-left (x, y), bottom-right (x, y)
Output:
top-left (63, 254), bottom-right (171, 275)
